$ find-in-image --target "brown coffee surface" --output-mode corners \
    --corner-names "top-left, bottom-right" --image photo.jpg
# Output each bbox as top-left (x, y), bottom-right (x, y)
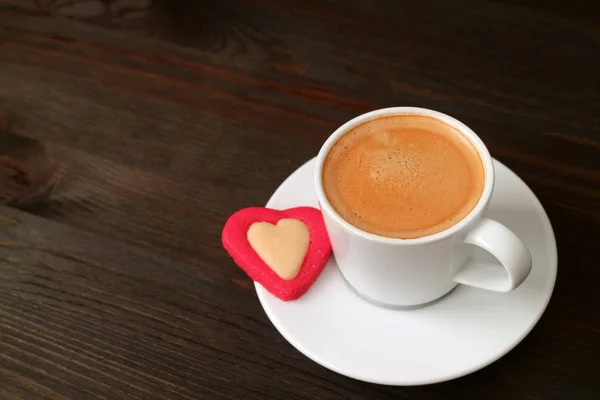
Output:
top-left (322, 115), bottom-right (485, 239)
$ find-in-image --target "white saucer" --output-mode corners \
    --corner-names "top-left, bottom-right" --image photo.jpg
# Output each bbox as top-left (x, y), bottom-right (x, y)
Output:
top-left (255, 157), bottom-right (557, 386)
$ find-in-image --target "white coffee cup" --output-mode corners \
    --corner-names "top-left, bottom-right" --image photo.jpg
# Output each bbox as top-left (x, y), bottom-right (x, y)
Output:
top-left (314, 107), bottom-right (532, 307)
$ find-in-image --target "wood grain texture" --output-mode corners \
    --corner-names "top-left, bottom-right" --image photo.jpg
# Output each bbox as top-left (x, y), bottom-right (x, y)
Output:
top-left (1, 0), bottom-right (599, 399)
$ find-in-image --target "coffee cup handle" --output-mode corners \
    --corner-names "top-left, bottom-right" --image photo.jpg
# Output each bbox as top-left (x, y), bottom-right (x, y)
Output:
top-left (453, 218), bottom-right (532, 292)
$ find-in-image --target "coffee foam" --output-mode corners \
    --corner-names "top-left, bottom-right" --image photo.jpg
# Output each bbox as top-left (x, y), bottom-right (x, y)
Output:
top-left (322, 115), bottom-right (485, 239)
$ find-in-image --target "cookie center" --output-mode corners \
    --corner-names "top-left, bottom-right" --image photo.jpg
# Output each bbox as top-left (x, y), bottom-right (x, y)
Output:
top-left (247, 218), bottom-right (310, 280)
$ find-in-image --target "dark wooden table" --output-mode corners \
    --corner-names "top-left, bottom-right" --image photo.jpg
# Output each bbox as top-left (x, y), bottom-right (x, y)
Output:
top-left (1, 1), bottom-right (599, 399)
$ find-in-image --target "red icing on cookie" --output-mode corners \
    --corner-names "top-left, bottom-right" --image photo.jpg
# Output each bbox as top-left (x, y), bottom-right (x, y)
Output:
top-left (222, 207), bottom-right (332, 301)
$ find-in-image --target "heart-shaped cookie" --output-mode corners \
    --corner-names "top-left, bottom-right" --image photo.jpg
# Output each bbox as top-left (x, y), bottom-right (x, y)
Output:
top-left (222, 207), bottom-right (332, 301)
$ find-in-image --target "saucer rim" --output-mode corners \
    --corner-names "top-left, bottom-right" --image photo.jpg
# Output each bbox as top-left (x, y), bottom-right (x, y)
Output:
top-left (255, 157), bottom-right (557, 386)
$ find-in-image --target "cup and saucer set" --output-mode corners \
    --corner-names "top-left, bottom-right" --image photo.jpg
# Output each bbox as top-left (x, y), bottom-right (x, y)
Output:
top-left (252, 107), bottom-right (557, 386)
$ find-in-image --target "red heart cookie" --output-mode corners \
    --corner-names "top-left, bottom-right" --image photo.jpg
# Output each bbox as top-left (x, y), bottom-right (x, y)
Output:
top-left (222, 207), bottom-right (332, 301)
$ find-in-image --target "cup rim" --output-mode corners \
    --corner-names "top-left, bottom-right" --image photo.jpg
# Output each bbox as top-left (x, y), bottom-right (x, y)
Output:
top-left (314, 107), bottom-right (495, 246)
